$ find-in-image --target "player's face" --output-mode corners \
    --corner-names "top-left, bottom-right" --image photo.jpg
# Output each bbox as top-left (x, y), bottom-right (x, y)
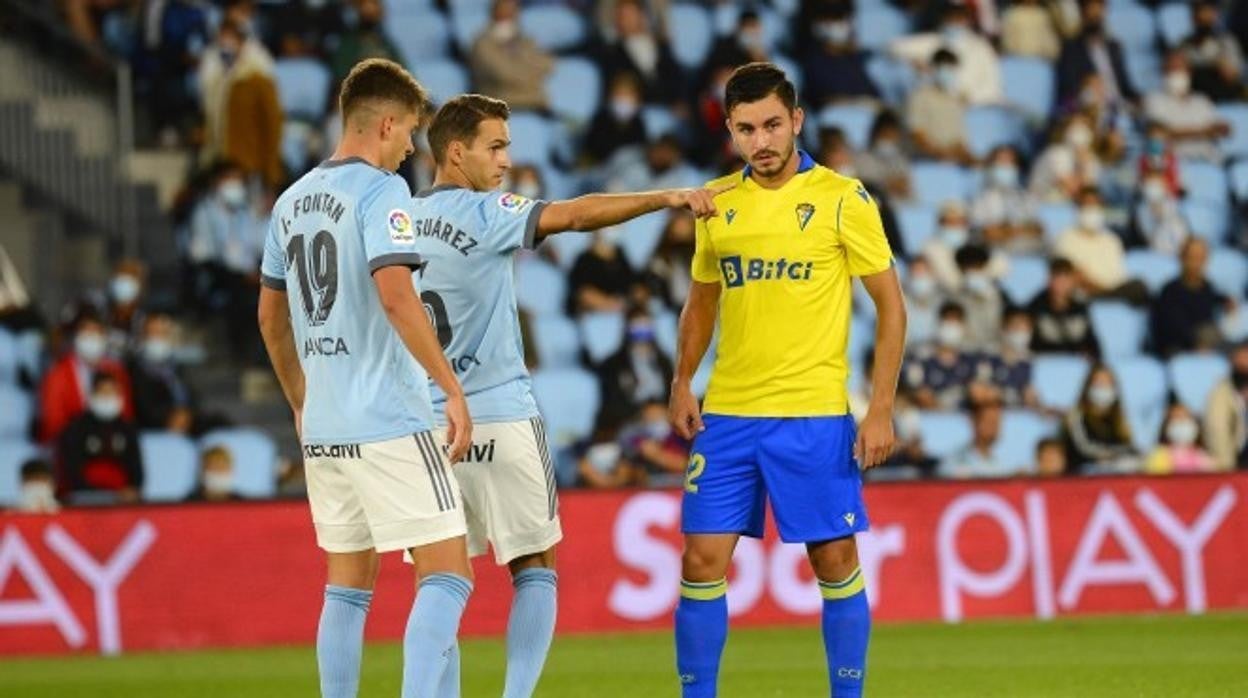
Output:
top-left (379, 107), bottom-right (422, 171)
top-left (463, 118), bottom-right (512, 191)
top-left (726, 94), bottom-right (804, 178)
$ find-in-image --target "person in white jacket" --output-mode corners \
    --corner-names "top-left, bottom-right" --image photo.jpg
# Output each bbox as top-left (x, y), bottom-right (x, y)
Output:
top-left (891, 3), bottom-right (1004, 105)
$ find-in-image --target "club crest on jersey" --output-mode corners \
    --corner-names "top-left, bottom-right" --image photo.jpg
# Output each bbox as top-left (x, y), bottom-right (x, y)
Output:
top-left (725, 209), bottom-right (736, 225)
top-left (388, 209), bottom-right (414, 244)
top-left (497, 192), bottom-right (533, 214)
top-left (795, 202), bottom-right (815, 231)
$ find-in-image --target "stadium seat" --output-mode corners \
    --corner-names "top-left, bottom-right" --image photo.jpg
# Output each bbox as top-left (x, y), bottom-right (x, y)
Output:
top-left (414, 60), bottom-right (469, 105)
top-left (865, 54), bottom-right (915, 108)
top-left (519, 5), bottom-right (586, 51)
top-left (531, 368), bottom-right (600, 445)
top-left (654, 310), bottom-right (678, 359)
top-left (515, 257), bottom-right (567, 316)
top-left (1181, 199), bottom-right (1229, 243)
top-left (387, 10), bottom-right (450, 66)
top-left (449, 5), bottom-right (490, 52)
top-left (579, 311), bottom-right (625, 364)
top-left (642, 106), bottom-right (679, 140)
top-left (756, 5), bottom-right (788, 53)
top-left (918, 411), bottom-right (973, 460)
top-left (280, 120), bottom-right (315, 174)
top-left (1229, 159), bottom-right (1248, 201)
top-left (772, 54), bottom-right (804, 96)
top-left (847, 314), bottom-right (874, 367)
top-left (0, 384), bottom-right (32, 438)
top-left (1107, 3), bottom-right (1157, 51)
top-left (965, 106), bottom-right (1028, 160)
top-left (1167, 353), bottom-right (1230, 417)
top-left (545, 58), bottom-right (601, 125)
top-left (910, 162), bottom-right (972, 206)
top-left (1207, 247), bottom-right (1248, 299)
top-left (1090, 301), bottom-right (1148, 359)
top-left (199, 428), bottom-right (279, 499)
top-left (618, 212), bottom-right (667, 270)
top-left (506, 112), bottom-right (556, 167)
top-left (855, 5), bottom-right (910, 51)
top-left (1000, 255), bottom-right (1049, 306)
top-left (1000, 57), bottom-right (1055, 121)
top-left (1032, 354), bottom-right (1091, 412)
top-left (1037, 202), bottom-right (1077, 242)
top-left (1122, 47), bottom-right (1162, 94)
top-left (1111, 356), bottom-right (1169, 452)
top-left (1216, 103), bottom-right (1248, 159)
top-left (895, 202), bottom-right (937, 254)
top-left (1157, 3), bottom-right (1194, 46)
top-left (0, 438), bottom-right (43, 507)
top-left (993, 410), bottom-right (1059, 474)
top-left (667, 4), bottom-right (715, 69)
top-left (139, 432), bottom-right (199, 502)
top-left (0, 328), bottom-right (16, 384)
top-left (538, 230), bottom-right (592, 270)
top-left (273, 58), bottom-right (331, 120)
top-left (1178, 159), bottom-right (1230, 206)
top-left (818, 103), bottom-right (877, 151)
top-left (1124, 249), bottom-right (1180, 294)
top-left (531, 314), bottom-right (582, 369)
top-left (384, 0), bottom-right (435, 13)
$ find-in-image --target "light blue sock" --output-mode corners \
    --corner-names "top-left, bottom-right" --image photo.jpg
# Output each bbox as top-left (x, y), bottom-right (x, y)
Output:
top-left (402, 573), bottom-right (473, 698)
top-left (435, 641), bottom-right (460, 698)
top-left (674, 578), bottom-right (728, 698)
top-left (819, 567), bottom-right (871, 698)
top-left (503, 568), bottom-right (558, 698)
top-left (317, 585), bottom-right (373, 698)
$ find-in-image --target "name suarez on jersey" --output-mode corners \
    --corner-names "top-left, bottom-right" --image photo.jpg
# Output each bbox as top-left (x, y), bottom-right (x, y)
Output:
top-left (719, 255), bottom-right (814, 288)
top-left (413, 216), bottom-right (479, 256)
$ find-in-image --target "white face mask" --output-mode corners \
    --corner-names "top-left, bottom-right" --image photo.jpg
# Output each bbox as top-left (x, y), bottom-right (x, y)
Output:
top-left (1066, 124), bottom-right (1093, 149)
top-left (90, 394), bottom-right (124, 421)
top-left (963, 271), bottom-right (993, 296)
top-left (599, 228), bottom-right (622, 246)
top-left (1005, 329), bottom-right (1032, 353)
top-left (110, 275), bottom-right (141, 304)
top-left (937, 321), bottom-right (964, 349)
top-left (990, 164), bottom-right (1019, 189)
top-left (20, 481), bottom-right (58, 513)
top-left (203, 471), bottom-right (235, 494)
top-left (738, 30), bottom-right (766, 53)
top-left (514, 181), bottom-right (542, 200)
top-left (644, 419), bottom-right (671, 440)
top-left (1166, 419), bottom-right (1199, 446)
top-left (219, 180), bottom-right (248, 208)
top-left (935, 66), bottom-right (959, 91)
top-left (610, 97), bottom-right (639, 122)
top-left (143, 338), bottom-right (174, 364)
top-left (939, 225), bottom-right (969, 248)
top-left (1165, 70), bottom-right (1190, 96)
top-left (75, 332), bottom-right (107, 364)
top-left (1088, 384), bottom-right (1117, 409)
top-left (896, 407), bottom-right (922, 441)
top-left (586, 442), bottom-right (622, 472)
top-left (1142, 178), bottom-right (1168, 203)
top-left (1078, 206), bottom-right (1105, 232)
top-left (910, 274), bottom-right (937, 299)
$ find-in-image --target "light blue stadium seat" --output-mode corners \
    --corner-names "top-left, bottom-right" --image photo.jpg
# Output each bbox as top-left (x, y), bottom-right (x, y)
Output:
top-left (992, 410), bottom-right (1059, 474)
top-left (847, 314), bottom-right (874, 367)
top-left (139, 432), bottom-right (199, 502)
top-left (918, 411), bottom-right (973, 460)
top-left (1110, 356), bottom-right (1169, 452)
top-left (855, 5), bottom-right (910, 51)
top-left (0, 438), bottom-right (44, 506)
top-left (531, 368), bottom-right (600, 445)
top-left (1000, 255), bottom-right (1049, 306)
top-left (618, 212), bottom-right (667, 270)
top-left (965, 106), bottom-right (1028, 159)
top-left (520, 4), bottom-right (586, 51)
top-left (1178, 159), bottom-right (1229, 206)
top-left (0, 384), bottom-right (32, 438)
top-left (865, 54), bottom-right (915, 107)
top-left (654, 310), bottom-right (678, 359)
top-left (384, 0), bottom-right (435, 14)
top-left (772, 54), bottom-right (803, 96)
top-left (1037, 202), bottom-right (1077, 241)
top-left (414, 59), bottom-right (469, 105)
top-left (280, 120), bottom-right (315, 174)
top-left (1207, 247), bottom-right (1248, 299)
top-left (818, 103), bottom-right (877, 151)
top-left (538, 230), bottom-right (592, 270)
top-left (668, 4), bottom-right (714, 69)
top-left (1122, 47), bottom-right (1162, 94)
top-left (894, 202), bottom-right (936, 256)
top-left (450, 5), bottom-right (490, 52)
top-left (1229, 159), bottom-right (1248, 201)
top-left (1000, 56), bottom-right (1055, 121)
top-left (199, 428), bottom-right (278, 499)
top-left (531, 314), bottom-right (581, 369)
top-left (506, 111), bottom-right (556, 167)
top-left (1032, 354), bottom-right (1091, 412)
top-left (545, 57), bottom-right (600, 125)
top-left (388, 10), bottom-right (450, 65)
top-left (515, 257), bottom-right (567, 316)
top-left (1181, 199), bottom-right (1229, 243)
top-left (13, 331), bottom-right (41, 383)
top-left (1107, 3), bottom-right (1157, 51)
top-left (579, 311), bottom-right (625, 364)
top-left (0, 328), bottom-right (16, 384)
top-left (1167, 353), bottom-right (1230, 417)
top-left (1090, 301), bottom-right (1148, 359)
top-left (273, 58), bottom-right (331, 120)
top-left (642, 106), bottom-right (679, 140)
top-left (1124, 249), bottom-right (1180, 294)
top-left (1157, 3), bottom-right (1194, 46)
top-left (911, 162), bottom-right (972, 206)
top-left (1216, 103), bottom-right (1248, 159)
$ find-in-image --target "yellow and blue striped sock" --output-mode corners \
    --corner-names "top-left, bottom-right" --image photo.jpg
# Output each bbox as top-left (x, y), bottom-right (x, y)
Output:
top-left (675, 578), bottom-right (728, 698)
top-left (819, 567), bottom-right (870, 698)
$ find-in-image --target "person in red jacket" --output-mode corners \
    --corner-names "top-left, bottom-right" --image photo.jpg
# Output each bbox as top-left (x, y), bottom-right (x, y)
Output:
top-left (39, 310), bottom-right (134, 443)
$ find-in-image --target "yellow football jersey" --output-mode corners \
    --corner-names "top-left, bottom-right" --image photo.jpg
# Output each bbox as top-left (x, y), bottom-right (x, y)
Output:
top-left (691, 152), bottom-right (893, 417)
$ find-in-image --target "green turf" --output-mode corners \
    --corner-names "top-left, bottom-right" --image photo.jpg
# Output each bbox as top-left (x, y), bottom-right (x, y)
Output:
top-left (3, 613), bottom-right (1247, 697)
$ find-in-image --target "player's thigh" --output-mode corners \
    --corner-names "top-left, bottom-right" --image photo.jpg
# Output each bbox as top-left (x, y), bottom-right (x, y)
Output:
top-left (681, 415), bottom-right (766, 539)
top-left (304, 449), bottom-right (373, 553)
top-left (346, 432), bottom-right (468, 553)
top-left (759, 416), bottom-right (869, 544)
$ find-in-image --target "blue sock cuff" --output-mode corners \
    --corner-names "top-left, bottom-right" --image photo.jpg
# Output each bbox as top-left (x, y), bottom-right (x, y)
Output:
top-left (420, 573), bottom-right (474, 605)
top-left (513, 567), bottom-right (558, 589)
top-left (325, 585), bottom-right (373, 611)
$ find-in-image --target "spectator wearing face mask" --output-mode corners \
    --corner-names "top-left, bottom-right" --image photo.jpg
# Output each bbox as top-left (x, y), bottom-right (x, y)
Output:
top-left (39, 310), bottom-right (134, 443)
top-left (892, 4), bottom-right (1004, 105)
top-left (802, 4), bottom-right (880, 108)
top-left (1001, 0), bottom-right (1061, 61)
top-left (707, 10), bottom-right (771, 75)
top-left (127, 313), bottom-right (198, 434)
top-left (567, 227), bottom-right (638, 316)
top-left (971, 146), bottom-right (1043, 253)
top-left (904, 257), bottom-right (944, 348)
top-left (16, 459), bottom-right (59, 514)
top-left (1144, 50), bottom-right (1230, 163)
top-left (980, 308), bottom-right (1039, 409)
top-left (1181, 0), bottom-right (1246, 103)
top-left (1061, 364), bottom-right (1139, 474)
top-left (470, 0), bottom-right (556, 112)
top-left (609, 134), bottom-right (704, 193)
top-left (1145, 402), bottom-right (1216, 475)
top-left (104, 259), bottom-right (147, 354)
top-left (1055, 187), bottom-right (1145, 302)
top-left (1034, 437), bottom-right (1068, 477)
top-left (1134, 172), bottom-right (1189, 255)
top-left (873, 401), bottom-right (938, 479)
top-left (1029, 114), bottom-right (1103, 202)
top-left (1055, 0), bottom-right (1137, 108)
top-left (596, 0), bottom-right (683, 106)
top-left (904, 302), bottom-right (981, 410)
top-left (185, 446), bottom-right (245, 502)
top-left (584, 72), bottom-right (648, 165)
top-left (595, 307), bottom-right (674, 423)
top-left (619, 400), bottom-right (689, 487)
top-left (920, 201), bottom-right (1005, 293)
top-left (855, 111), bottom-right (912, 202)
top-left (1137, 122), bottom-right (1181, 199)
top-left (938, 399), bottom-right (1010, 479)
top-left (1151, 239), bottom-right (1233, 358)
top-left (331, 0), bottom-right (403, 88)
top-left (907, 49), bottom-right (974, 165)
top-left (950, 245), bottom-right (1003, 352)
top-left (506, 164), bottom-right (545, 202)
top-left (643, 210), bottom-right (695, 311)
top-left (57, 373), bottom-right (144, 504)
top-left (1205, 343), bottom-right (1248, 470)
top-left (1027, 257), bottom-right (1100, 355)
top-left (577, 419), bottom-right (642, 488)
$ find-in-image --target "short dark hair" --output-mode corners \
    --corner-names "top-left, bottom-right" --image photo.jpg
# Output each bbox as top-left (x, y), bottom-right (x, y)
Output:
top-left (427, 94), bottom-right (511, 164)
top-left (20, 458), bottom-right (52, 481)
top-left (954, 244), bottom-right (990, 270)
top-left (91, 372), bottom-right (119, 392)
top-left (724, 62), bottom-right (797, 114)
top-left (338, 58), bottom-right (432, 124)
top-left (1035, 437), bottom-right (1063, 454)
top-left (938, 301), bottom-right (966, 320)
top-left (1049, 257), bottom-right (1075, 275)
top-left (932, 48), bottom-right (959, 66)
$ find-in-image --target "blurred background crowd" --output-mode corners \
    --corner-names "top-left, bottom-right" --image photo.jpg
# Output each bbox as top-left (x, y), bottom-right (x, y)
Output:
top-left (2, 0), bottom-right (1248, 514)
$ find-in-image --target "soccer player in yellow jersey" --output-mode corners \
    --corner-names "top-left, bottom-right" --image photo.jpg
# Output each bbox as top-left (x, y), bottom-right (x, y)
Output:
top-left (667, 63), bottom-right (907, 698)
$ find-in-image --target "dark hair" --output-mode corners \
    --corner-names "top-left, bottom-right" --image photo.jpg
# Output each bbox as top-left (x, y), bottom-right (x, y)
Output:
top-left (724, 62), bottom-right (798, 114)
top-left (1048, 257), bottom-right (1075, 275)
top-left (931, 48), bottom-right (959, 66)
top-left (954, 244), bottom-right (990, 269)
top-left (868, 110), bottom-right (901, 143)
top-left (1035, 437), bottom-right (1063, 454)
top-left (91, 372), bottom-right (119, 392)
top-left (427, 93), bottom-right (511, 164)
top-left (338, 58), bottom-right (432, 124)
top-left (938, 301), bottom-right (966, 320)
top-left (1076, 185), bottom-right (1101, 203)
top-left (20, 458), bottom-right (52, 480)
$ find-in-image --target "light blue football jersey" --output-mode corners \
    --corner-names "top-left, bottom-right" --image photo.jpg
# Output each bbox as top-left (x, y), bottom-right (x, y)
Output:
top-left (260, 157), bottom-right (435, 445)
top-left (410, 186), bottom-right (547, 424)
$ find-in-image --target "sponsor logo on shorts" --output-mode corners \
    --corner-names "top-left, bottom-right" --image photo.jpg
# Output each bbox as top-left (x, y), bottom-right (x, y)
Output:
top-left (442, 439), bottom-right (497, 464)
top-left (844, 512), bottom-right (856, 527)
top-left (303, 443), bottom-right (362, 459)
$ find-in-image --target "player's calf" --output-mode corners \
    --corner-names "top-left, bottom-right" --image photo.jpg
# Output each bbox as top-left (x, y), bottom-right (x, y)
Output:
top-left (502, 548), bottom-right (558, 698)
top-left (810, 538), bottom-right (870, 698)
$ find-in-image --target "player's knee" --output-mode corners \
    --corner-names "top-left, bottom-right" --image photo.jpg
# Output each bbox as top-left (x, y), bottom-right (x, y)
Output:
top-left (681, 546), bottom-right (731, 582)
top-left (808, 538), bottom-right (859, 581)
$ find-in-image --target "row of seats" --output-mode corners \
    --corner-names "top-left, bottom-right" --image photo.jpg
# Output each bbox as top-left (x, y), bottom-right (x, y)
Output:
top-left (999, 248), bottom-right (1246, 306)
top-left (0, 327), bottom-right (40, 385)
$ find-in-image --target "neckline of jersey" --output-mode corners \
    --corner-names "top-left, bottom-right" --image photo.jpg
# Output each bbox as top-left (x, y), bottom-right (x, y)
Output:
top-left (740, 149), bottom-right (817, 190)
top-left (318, 156), bottom-right (378, 170)
top-left (413, 183), bottom-right (464, 198)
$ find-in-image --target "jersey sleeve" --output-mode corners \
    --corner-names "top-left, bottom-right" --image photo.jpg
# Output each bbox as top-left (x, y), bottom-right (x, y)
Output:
top-left (259, 213), bottom-right (286, 290)
top-left (480, 191), bottom-right (548, 253)
top-left (690, 217), bottom-right (720, 283)
top-left (837, 181), bottom-right (894, 277)
top-left (360, 175), bottom-right (424, 273)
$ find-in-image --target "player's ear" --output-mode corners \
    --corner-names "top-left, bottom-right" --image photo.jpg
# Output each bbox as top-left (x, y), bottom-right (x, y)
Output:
top-left (792, 106), bottom-right (805, 138)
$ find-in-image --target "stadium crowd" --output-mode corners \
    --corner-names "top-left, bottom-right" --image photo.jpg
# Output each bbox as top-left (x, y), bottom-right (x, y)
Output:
top-left (4, 0), bottom-right (1248, 512)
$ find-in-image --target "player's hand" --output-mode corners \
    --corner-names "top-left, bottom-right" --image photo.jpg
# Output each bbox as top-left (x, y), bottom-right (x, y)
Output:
top-left (443, 394), bottom-right (473, 464)
top-left (854, 410), bottom-right (896, 470)
top-left (670, 183), bottom-right (736, 218)
top-left (668, 381), bottom-right (705, 440)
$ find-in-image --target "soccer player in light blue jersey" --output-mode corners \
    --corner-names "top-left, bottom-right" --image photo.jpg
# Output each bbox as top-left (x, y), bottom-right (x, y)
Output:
top-left (411, 94), bottom-right (727, 698)
top-left (257, 59), bottom-right (475, 698)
